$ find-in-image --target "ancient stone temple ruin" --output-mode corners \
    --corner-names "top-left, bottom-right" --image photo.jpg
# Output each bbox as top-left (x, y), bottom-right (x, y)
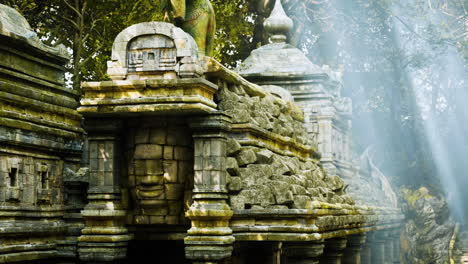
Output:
top-left (0, 2), bottom-right (403, 263)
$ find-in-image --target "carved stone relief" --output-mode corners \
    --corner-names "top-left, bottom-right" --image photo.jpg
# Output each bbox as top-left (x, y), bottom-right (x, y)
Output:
top-left (107, 22), bottom-right (202, 80)
top-left (127, 121), bottom-right (193, 225)
top-left (127, 34), bottom-right (177, 72)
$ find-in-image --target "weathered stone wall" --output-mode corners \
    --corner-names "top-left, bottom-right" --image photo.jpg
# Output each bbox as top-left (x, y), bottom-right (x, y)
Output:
top-left (206, 66), bottom-right (355, 212)
top-left (225, 141), bottom-right (355, 210)
top-left (0, 156), bottom-right (63, 206)
top-left (0, 4), bottom-right (84, 263)
top-left (216, 83), bottom-right (312, 146)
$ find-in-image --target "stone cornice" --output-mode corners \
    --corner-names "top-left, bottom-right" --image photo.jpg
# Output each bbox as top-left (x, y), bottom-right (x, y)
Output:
top-left (229, 123), bottom-right (320, 160)
top-left (79, 78), bottom-right (219, 116)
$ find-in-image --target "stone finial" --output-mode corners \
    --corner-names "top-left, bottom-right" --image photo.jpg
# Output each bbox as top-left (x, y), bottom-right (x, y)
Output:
top-left (263, 0), bottom-right (293, 43)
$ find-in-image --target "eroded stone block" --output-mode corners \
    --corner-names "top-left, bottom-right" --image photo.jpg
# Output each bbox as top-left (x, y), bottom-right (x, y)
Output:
top-left (134, 144), bottom-right (163, 159)
top-left (236, 149), bottom-right (257, 167)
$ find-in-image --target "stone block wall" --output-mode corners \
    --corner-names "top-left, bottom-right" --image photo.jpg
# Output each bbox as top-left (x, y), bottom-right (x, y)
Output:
top-left (226, 142), bottom-right (355, 210)
top-left (216, 82), bottom-right (313, 147)
top-left (0, 4), bottom-right (84, 263)
top-left (209, 74), bottom-right (354, 211)
top-left (0, 156), bottom-right (63, 206)
top-left (124, 118), bottom-right (194, 226)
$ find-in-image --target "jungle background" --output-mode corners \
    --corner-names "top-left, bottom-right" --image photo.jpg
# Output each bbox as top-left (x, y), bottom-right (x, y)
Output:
top-left (2, 0), bottom-right (467, 263)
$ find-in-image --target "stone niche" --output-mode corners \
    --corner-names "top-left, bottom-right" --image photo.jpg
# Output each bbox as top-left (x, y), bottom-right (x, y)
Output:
top-left (107, 22), bottom-right (202, 80)
top-left (125, 118), bottom-right (194, 226)
top-left (0, 155), bottom-right (63, 206)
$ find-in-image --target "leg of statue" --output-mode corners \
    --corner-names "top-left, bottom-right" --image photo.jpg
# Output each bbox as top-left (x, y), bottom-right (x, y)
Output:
top-left (183, 14), bottom-right (210, 57)
top-left (205, 6), bottom-right (216, 57)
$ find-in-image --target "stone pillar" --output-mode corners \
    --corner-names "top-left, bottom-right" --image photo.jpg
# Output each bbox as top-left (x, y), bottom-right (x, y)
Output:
top-left (317, 118), bottom-right (337, 176)
top-left (78, 120), bottom-right (132, 263)
top-left (384, 233), bottom-right (394, 264)
top-left (320, 238), bottom-right (347, 264)
top-left (342, 234), bottom-right (366, 264)
top-left (392, 230), bottom-right (401, 264)
top-left (371, 231), bottom-right (387, 264)
top-left (360, 233), bottom-right (373, 264)
top-left (185, 114), bottom-right (235, 264)
top-left (283, 241), bottom-right (325, 264)
top-left (232, 242), bottom-right (282, 264)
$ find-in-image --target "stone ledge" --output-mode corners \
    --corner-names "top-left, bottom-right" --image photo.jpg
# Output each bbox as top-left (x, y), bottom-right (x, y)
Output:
top-left (80, 78), bottom-right (219, 115)
top-left (0, 117), bottom-right (81, 139)
top-left (79, 102), bottom-right (217, 116)
top-left (0, 67), bottom-right (78, 97)
top-left (0, 243), bottom-right (56, 254)
top-left (81, 209), bottom-right (127, 217)
top-left (232, 223), bottom-right (403, 242)
top-left (78, 234), bottom-right (133, 243)
top-left (230, 123), bottom-right (319, 160)
top-left (0, 249), bottom-right (57, 263)
top-left (0, 44), bottom-right (66, 71)
top-left (0, 111), bottom-right (83, 134)
top-left (0, 91), bottom-right (82, 120)
top-left (230, 206), bottom-right (403, 242)
top-left (81, 95), bottom-right (216, 108)
top-left (202, 57), bottom-right (266, 98)
top-left (82, 78), bottom-right (217, 91)
top-left (0, 77), bottom-right (78, 109)
top-left (0, 41), bottom-right (66, 85)
top-left (0, 223), bottom-right (66, 235)
top-left (0, 127), bottom-right (83, 154)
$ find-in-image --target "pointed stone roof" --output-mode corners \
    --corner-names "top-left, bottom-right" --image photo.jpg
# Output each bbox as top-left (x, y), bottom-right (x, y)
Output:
top-left (0, 4), bottom-right (68, 59)
top-left (237, 0), bottom-right (323, 79)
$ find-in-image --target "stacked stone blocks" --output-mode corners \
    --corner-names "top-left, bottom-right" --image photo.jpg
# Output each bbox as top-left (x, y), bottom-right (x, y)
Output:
top-left (0, 4), bottom-right (84, 263)
top-left (126, 119), bottom-right (194, 225)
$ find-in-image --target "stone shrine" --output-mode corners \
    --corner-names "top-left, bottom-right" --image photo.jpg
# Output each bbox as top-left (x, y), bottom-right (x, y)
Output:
top-left (0, 1), bottom-right (402, 263)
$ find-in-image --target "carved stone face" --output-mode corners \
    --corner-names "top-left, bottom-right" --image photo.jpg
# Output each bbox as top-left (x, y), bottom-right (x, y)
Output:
top-left (133, 159), bottom-right (168, 214)
top-left (129, 126), bottom-right (193, 222)
top-left (135, 173), bottom-right (165, 208)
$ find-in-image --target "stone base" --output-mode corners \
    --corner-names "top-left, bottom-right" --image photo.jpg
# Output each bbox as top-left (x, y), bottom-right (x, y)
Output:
top-left (78, 242), bottom-right (128, 263)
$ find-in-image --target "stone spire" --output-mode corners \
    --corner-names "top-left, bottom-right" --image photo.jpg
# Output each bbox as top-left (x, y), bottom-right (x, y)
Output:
top-left (237, 0), bottom-right (322, 79)
top-left (263, 0), bottom-right (293, 43)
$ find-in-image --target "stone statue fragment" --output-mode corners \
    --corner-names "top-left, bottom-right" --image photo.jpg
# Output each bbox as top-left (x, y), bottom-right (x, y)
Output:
top-left (162, 0), bottom-right (216, 57)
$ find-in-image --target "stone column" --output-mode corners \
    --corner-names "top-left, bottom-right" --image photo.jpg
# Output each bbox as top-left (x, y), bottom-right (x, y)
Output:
top-left (185, 114), bottom-right (235, 264)
top-left (283, 241), bottom-right (325, 264)
top-left (317, 118), bottom-right (337, 176)
top-left (320, 238), bottom-right (347, 264)
top-left (78, 120), bottom-right (132, 263)
top-left (391, 230), bottom-right (401, 264)
top-left (384, 232), bottom-right (394, 264)
top-left (360, 233), bottom-right (373, 264)
top-left (232, 242), bottom-right (282, 264)
top-left (371, 231), bottom-right (387, 264)
top-left (342, 234), bottom-right (366, 264)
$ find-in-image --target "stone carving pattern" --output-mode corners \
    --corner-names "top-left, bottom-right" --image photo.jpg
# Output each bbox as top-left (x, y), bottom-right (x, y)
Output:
top-left (127, 35), bottom-right (177, 72)
top-left (107, 22), bottom-right (202, 80)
